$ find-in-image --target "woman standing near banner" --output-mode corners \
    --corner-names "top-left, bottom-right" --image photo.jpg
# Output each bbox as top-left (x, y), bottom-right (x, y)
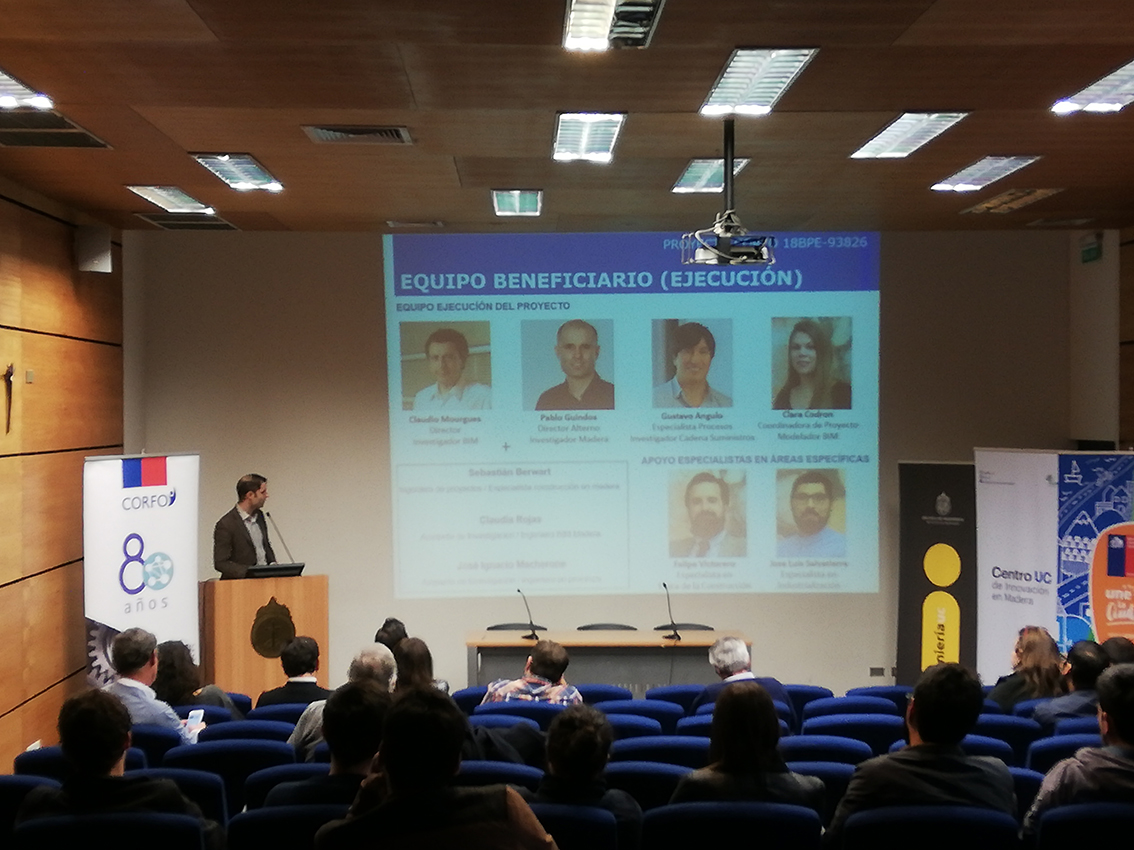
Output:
top-left (987, 625), bottom-right (1066, 712)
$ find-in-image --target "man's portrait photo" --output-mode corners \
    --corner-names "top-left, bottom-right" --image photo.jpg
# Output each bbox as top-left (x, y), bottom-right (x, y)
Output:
top-left (652, 319), bottom-right (733, 409)
top-left (522, 319), bottom-right (614, 411)
top-left (669, 470), bottom-right (746, 558)
top-left (535, 319), bottom-right (615, 410)
top-left (776, 468), bottom-right (846, 558)
top-left (400, 322), bottom-right (491, 411)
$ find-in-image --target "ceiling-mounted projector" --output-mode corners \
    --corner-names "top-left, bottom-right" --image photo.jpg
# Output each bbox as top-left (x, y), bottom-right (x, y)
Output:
top-left (682, 209), bottom-right (775, 265)
top-left (682, 118), bottom-right (774, 266)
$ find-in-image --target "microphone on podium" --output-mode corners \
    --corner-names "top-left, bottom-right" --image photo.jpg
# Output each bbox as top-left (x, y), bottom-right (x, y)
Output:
top-left (485, 589), bottom-right (546, 638)
top-left (264, 511), bottom-right (296, 563)
top-left (655, 581), bottom-right (714, 639)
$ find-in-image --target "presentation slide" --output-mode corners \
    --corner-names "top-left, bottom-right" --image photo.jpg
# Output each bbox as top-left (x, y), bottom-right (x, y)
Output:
top-left (384, 232), bottom-right (879, 598)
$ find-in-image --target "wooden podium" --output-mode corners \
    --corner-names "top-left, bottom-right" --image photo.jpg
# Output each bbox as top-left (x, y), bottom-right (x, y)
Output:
top-left (200, 575), bottom-right (329, 700)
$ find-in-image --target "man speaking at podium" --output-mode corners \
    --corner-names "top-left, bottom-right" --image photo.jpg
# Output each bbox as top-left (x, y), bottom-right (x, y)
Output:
top-left (214, 473), bottom-right (276, 579)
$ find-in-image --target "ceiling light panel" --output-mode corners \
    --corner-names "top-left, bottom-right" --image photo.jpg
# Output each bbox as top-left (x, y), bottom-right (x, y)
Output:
top-left (850, 112), bottom-right (968, 159)
top-left (492, 190), bottom-right (543, 217)
top-left (127, 185), bottom-right (215, 214)
top-left (930, 156), bottom-right (1040, 192)
top-left (961, 188), bottom-right (1064, 214)
top-left (0, 69), bottom-right (52, 110)
top-left (553, 113), bottom-right (625, 163)
top-left (700, 48), bottom-right (817, 116)
top-left (1052, 58), bottom-right (1134, 114)
top-left (191, 153), bottom-right (283, 192)
top-left (672, 158), bottom-right (750, 193)
top-left (563, 0), bottom-right (617, 51)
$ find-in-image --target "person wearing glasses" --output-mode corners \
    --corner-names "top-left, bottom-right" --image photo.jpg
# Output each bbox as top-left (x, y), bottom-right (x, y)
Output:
top-left (778, 470), bottom-right (844, 558)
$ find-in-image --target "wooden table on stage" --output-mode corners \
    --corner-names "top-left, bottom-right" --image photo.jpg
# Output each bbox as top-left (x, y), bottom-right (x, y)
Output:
top-left (466, 630), bottom-right (748, 698)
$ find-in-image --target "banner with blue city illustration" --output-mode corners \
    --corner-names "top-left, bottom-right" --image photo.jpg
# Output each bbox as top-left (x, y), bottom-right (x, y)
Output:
top-left (384, 231), bottom-right (879, 598)
top-left (83, 453), bottom-right (200, 685)
top-left (1057, 453), bottom-right (1134, 647)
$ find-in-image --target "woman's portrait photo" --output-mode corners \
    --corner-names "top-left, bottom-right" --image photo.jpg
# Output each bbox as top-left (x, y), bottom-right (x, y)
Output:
top-left (771, 317), bottom-right (852, 411)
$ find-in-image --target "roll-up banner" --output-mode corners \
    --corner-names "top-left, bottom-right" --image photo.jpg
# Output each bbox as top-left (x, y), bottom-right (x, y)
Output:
top-left (896, 462), bottom-right (977, 684)
top-left (83, 453), bottom-right (200, 685)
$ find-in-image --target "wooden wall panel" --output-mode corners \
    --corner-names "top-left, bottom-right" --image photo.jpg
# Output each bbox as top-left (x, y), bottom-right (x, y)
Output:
top-left (12, 332), bottom-right (122, 453)
top-left (0, 201), bottom-right (19, 325)
top-left (0, 457), bottom-right (20, 585)
top-left (0, 561), bottom-right (86, 719)
top-left (1121, 233), bottom-right (1134, 447)
top-left (0, 673), bottom-right (85, 771)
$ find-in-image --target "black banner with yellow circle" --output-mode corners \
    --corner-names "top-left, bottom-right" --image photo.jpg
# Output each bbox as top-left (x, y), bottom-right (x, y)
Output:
top-left (896, 462), bottom-right (977, 685)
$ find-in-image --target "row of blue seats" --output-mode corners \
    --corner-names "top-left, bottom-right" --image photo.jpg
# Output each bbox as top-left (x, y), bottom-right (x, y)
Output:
top-left (7, 796), bottom-right (1134, 850)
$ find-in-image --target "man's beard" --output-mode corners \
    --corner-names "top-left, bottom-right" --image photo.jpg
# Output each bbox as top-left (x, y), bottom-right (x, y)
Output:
top-left (691, 510), bottom-right (725, 539)
top-left (795, 509), bottom-right (827, 536)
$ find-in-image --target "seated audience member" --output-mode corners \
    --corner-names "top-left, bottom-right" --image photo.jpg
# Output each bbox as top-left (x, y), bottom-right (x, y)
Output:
top-left (315, 689), bottom-right (555, 850)
top-left (103, 627), bottom-right (202, 744)
top-left (688, 636), bottom-right (791, 719)
top-left (17, 690), bottom-right (223, 850)
top-left (1103, 636), bottom-right (1134, 664)
top-left (481, 639), bottom-right (582, 706)
top-left (520, 704), bottom-right (642, 849)
top-left (670, 681), bottom-right (824, 818)
top-left (1023, 662), bottom-right (1134, 835)
top-left (1032, 640), bottom-right (1110, 732)
top-left (257, 635), bottom-right (332, 708)
top-left (394, 637), bottom-right (450, 694)
top-left (824, 663), bottom-right (1015, 846)
top-left (153, 639), bottom-right (244, 719)
top-left (987, 625), bottom-right (1066, 712)
top-left (290, 643), bottom-right (397, 762)
top-left (374, 617), bottom-right (408, 650)
top-left (267, 681), bottom-right (391, 806)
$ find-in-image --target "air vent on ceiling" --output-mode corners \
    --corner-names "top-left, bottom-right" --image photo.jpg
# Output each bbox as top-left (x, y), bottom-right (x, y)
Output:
top-left (386, 220), bottom-right (444, 229)
top-left (0, 108), bottom-right (108, 147)
top-left (1026, 217), bottom-right (1093, 228)
top-left (303, 125), bottom-right (413, 144)
top-left (135, 213), bottom-right (237, 231)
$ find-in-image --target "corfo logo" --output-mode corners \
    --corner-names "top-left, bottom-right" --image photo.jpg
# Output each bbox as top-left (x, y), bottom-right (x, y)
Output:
top-left (119, 533), bottom-right (174, 595)
top-left (121, 489), bottom-right (177, 510)
top-left (120, 457), bottom-right (177, 510)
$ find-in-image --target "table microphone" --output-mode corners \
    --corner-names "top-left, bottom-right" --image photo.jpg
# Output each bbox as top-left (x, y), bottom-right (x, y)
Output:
top-left (517, 588), bottom-right (543, 641)
top-left (660, 581), bottom-right (681, 642)
top-left (264, 511), bottom-right (296, 563)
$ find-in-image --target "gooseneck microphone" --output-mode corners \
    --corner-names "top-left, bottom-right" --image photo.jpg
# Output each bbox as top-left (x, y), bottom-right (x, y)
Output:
top-left (517, 588), bottom-right (543, 641)
top-left (264, 511), bottom-right (295, 563)
top-left (658, 581), bottom-right (681, 642)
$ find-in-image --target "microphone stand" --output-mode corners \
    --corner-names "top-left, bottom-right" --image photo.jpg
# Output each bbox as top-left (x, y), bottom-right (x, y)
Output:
top-left (264, 511), bottom-right (295, 563)
top-left (517, 588), bottom-right (541, 641)
top-left (660, 582), bottom-right (681, 642)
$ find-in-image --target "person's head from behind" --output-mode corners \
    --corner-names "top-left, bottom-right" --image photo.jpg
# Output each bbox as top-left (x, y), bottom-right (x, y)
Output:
top-left (322, 680), bottom-right (392, 772)
top-left (1097, 663), bottom-right (1134, 747)
top-left (528, 639), bottom-right (570, 683)
top-left (281, 635), bottom-right (320, 677)
top-left (708, 635), bottom-right (751, 679)
top-left (684, 472), bottom-right (729, 541)
top-left (236, 473), bottom-right (268, 511)
top-left (58, 690), bottom-right (131, 776)
top-left (908, 663), bottom-right (983, 745)
top-left (394, 637), bottom-right (435, 693)
top-left (374, 617), bottom-right (408, 650)
top-left (424, 328), bottom-right (470, 391)
top-left (153, 640), bottom-right (200, 705)
top-left (671, 322), bottom-right (716, 389)
top-left (710, 681), bottom-right (781, 773)
top-left (378, 689), bottom-right (468, 794)
top-left (1066, 640), bottom-right (1110, 692)
top-left (349, 643), bottom-right (398, 692)
top-left (546, 704), bottom-right (613, 782)
top-left (1102, 636), bottom-right (1134, 665)
top-left (1012, 625), bottom-right (1064, 696)
top-left (111, 627), bottom-right (158, 682)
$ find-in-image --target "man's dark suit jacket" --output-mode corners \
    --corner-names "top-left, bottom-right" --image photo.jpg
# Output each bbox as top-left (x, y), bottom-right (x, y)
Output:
top-left (213, 506), bottom-right (276, 579)
top-left (689, 675), bottom-right (794, 722)
top-left (256, 680), bottom-right (332, 708)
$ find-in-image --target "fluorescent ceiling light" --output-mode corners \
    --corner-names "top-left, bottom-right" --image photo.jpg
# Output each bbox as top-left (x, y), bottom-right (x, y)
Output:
top-left (563, 0), bottom-right (617, 51)
top-left (492, 190), bottom-right (543, 217)
top-left (553, 113), bottom-right (625, 163)
top-left (930, 156), bottom-right (1040, 192)
top-left (961, 188), bottom-right (1064, 214)
top-left (0, 69), bottom-right (53, 110)
top-left (700, 48), bottom-right (817, 116)
top-left (191, 153), bottom-right (283, 192)
top-left (850, 112), bottom-right (968, 159)
top-left (1052, 58), bottom-right (1134, 114)
top-left (672, 158), bottom-right (750, 193)
top-left (127, 185), bottom-right (215, 215)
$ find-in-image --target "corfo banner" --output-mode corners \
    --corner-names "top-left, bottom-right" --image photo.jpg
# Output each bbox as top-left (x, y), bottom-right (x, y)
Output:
top-left (83, 453), bottom-right (200, 685)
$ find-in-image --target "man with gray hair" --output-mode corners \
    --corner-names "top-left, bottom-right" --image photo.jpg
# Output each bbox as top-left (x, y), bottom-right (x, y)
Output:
top-left (289, 643), bottom-right (397, 762)
top-left (688, 636), bottom-right (791, 721)
top-left (103, 627), bottom-right (202, 744)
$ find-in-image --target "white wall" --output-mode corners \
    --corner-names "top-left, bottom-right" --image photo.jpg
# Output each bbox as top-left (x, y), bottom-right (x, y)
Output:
top-left (123, 229), bottom-right (1074, 695)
